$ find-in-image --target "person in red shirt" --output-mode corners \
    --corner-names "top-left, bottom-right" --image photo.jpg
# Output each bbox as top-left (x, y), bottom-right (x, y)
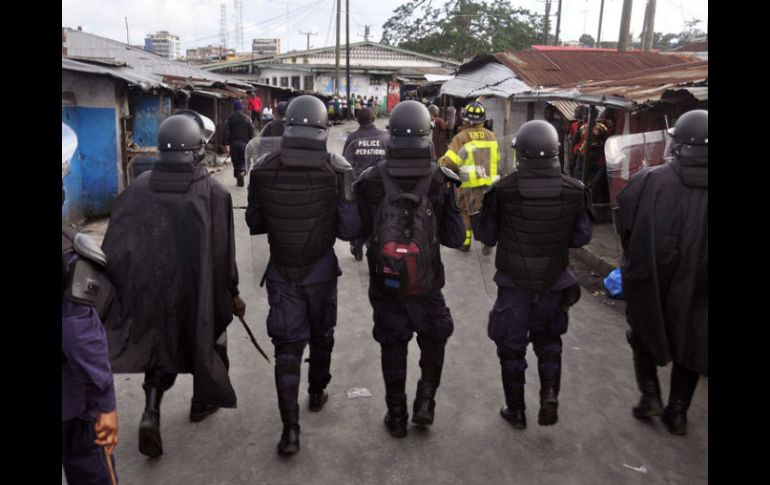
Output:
top-left (249, 94), bottom-right (263, 128)
top-left (567, 106), bottom-right (587, 177)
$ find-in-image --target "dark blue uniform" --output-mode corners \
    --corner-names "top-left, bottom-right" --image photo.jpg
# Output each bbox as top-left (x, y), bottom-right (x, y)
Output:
top-left (62, 248), bottom-right (118, 485)
top-left (478, 205), bottom-right (592, 409)
top-left (357, 163), bottom-right (465, 423)
top-left (246, 174), bottom-right (360, 415)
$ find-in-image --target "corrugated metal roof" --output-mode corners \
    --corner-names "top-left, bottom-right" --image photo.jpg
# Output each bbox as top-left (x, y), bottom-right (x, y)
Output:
top-left (62, 28), bottom-right (251, 90)
top-left (558, 61), bottom-right (708, 103)
top-left (513, 61), bottom-right (707, 110)
top-left (440, 62), bottom-right (530, 98)
top-left (202, 41), bottom-right (460, 70)
top-left (62, 57), bottom-right (166, 91)
top-left (491, 49), bottom-right (697, 88)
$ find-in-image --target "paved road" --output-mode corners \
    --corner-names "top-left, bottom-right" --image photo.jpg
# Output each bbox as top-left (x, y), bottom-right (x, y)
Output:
top-left (68, 119), bottom-right (708, 484)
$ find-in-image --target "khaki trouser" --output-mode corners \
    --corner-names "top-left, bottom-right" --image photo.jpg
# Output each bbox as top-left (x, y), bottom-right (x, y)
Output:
top-left (458, 186), bottom-right (487, 246)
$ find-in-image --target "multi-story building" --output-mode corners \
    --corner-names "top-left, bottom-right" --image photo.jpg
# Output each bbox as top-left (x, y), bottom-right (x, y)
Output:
top-left (144, 31), bottom-right (181, 60)
top-left (252, 38), bottom-right (280, 59)
top-left (185, 45), bottom-right (236, 62)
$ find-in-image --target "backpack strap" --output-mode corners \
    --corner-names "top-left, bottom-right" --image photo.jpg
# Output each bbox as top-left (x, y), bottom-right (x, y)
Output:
top-left (377, 160), bottom-right (401, 198)
top-left (413, 165), bottom-right (437, 197)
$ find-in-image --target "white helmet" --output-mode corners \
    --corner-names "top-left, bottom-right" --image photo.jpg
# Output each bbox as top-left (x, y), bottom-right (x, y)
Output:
top-left (62, 123), bottom-right (78, 180)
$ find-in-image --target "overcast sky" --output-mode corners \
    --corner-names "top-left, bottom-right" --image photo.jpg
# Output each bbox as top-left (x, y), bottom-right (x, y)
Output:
top-left (62, 0), bottom-right (708, 55)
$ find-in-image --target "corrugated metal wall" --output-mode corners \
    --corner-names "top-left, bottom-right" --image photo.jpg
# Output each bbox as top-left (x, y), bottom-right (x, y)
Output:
top-left (61, 71), bottom-right (123, 222)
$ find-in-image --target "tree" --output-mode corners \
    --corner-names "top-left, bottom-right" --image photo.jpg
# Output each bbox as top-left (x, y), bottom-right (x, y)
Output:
top-left (381, 0), bottom-right (542, 60)
top-left (579, 34), bottom-right (595, 48)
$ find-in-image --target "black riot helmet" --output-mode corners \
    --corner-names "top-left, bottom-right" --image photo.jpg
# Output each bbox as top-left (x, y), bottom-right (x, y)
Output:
top-left (282, 95), bottom-right (328, 150)
top-left (513, 120), bottom-right (562, 198)
top-left (386, 100), bottom-right (432, 151)
top-left (668, 109), bottom-right (708, 187)
top-left (158, 110), bottom-right (215, 165)
top-left (668, 109), bottom-right (708, 146)
top-left (513, 120), bottom-right (560, 159)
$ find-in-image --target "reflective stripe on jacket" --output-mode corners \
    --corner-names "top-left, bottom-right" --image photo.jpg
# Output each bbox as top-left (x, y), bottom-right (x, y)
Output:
top-left (440, 125), bottom-right (500, 189)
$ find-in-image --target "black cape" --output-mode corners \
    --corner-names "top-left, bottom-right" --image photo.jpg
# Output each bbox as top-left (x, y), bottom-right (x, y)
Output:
top-left (102, 163), bottom-right (240, 407)
top-left (617, 160), bottom-right (708, 376)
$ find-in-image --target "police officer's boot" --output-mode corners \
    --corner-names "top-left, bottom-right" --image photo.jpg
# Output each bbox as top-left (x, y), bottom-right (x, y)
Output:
top-left (661, 363), bottom-right (700, 436)
top-left (308, 340), bottom-right (333, 412)
top-left (384, 394), bottom-right (409, 438)
top-left (500, 386), bottom-right (527, 429)
top-left (190, 398), bottom-right (219, 422)
top-left (308, 389), bottom-right (329, 412)
top-left (278, 406), bottom-right (300, 455)
top-left (381, 343), bottom-right (409, 437)
top-left (627, 330), bottom-right (663, 418)
top-left (275, 344), bottom-right (304, 454)
top-left (138, 387), bottom-right (164, 458)
top-left (535, 342), bottom-right (561, 426)
top-left (236, 174), bottom-right (245, 187)
top-left (412, 380), bottom-right (438, 426)
top-left (630, 351), bottom-right (663, 419)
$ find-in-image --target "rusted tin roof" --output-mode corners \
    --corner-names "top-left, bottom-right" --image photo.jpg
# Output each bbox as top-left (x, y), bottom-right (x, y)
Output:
top-left (513, 61), bottom-right (707, 110)
top-left (559, 61), bottom-right (708, 102)
top-left (491, 49), bottom-right (697, 88)
top-left (62, 28), bottom-right (251, 90)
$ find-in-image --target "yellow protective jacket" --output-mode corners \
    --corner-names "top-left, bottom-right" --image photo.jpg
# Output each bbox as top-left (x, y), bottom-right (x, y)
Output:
top-left (439, 125), bottom-right (500, 189)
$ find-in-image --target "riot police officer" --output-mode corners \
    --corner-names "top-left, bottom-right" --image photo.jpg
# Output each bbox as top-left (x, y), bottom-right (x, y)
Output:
top-left (342, 107), bottom-right (389, 260)
top-left (356, 100), bottom-right (465, 438)
top-left (245, 95), bottom-right (360, 455)
top-left (102, 111), bottom-right (245, 458)
top-left (478, 120), bottom-right (594, 429)
top-left (62, 123), bottom-right (119, 484)
top-left (617, 109), bottom-right (708, 435)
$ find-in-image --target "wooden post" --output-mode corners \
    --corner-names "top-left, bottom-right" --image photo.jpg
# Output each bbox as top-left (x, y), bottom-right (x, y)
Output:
top-left (503, 97), bottom-right (511, 175)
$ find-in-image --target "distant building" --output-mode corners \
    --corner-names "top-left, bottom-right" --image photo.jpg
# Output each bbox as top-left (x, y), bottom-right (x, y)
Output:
top-left (61, 27), bottom-right (252, 222)
top-left (252, 38), bottom-right (280, 58)
top-left (144, 31), bottom-right (181, 60)
top-left (205, 41), bottom-right (459, 111)
top-left (185, 45), bottom-right (236, 62)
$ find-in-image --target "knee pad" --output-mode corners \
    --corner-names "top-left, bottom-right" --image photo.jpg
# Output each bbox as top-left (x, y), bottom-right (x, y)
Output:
top-left (275, 341), bottom-right (306, 357)
top-left (497, 346), bottom-right (526, 363)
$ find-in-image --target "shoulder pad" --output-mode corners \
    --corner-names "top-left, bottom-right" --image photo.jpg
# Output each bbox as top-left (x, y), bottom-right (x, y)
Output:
top-left (65, 257), bottom-right (115, 317)
top-left (253, 151), bottom-right (278, 170)
top-left (357, 165), bottom-right (376, 183)
top-left (73, 233), bottom-right (106, 267)
top-left (562, 175), bottom-right (586, 190)
top-left (329, 153), bottom-right (353, 173)
top-left (440, 166), bottom-right (461, 186)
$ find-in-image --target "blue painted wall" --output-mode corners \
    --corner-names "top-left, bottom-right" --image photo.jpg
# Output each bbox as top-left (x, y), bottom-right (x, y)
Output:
top-left (131, 95), bottom-right (172, 147)
top-left (61, 106), bottom-right (120, 220)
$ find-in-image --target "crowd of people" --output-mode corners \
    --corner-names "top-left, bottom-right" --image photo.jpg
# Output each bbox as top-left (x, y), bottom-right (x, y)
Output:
top-left (61, 93), bottom-right (707, 484)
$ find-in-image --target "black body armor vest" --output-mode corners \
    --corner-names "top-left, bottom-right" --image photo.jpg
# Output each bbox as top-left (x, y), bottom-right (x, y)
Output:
top-left (495, 173), bottom-right (585, 293)
top-left (251, 148), bottom-right (338, 282)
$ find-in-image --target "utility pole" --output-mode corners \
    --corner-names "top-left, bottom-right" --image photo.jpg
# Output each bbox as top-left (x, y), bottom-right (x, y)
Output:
top-left (125, 17), bottom-right (129, 45)
top-left (555, 0), bottom-right (562, 45)
top-left (357, 26), bottom-right (372, 42)
top-left (597, 0), bottom-right (605, 47)
top-left (219, 3), bottom-right (228, 49)
top-left (618, 0), bottom-right (633, 52)
top-left (299, 30), bottom-right (318, 51)
top-left (543, 0), bottom-right (552, 45)
top-left (335, 0), bottom-right (341, 95)
top-left (346, 0), bottom-right (351, 107)
top-left (642, 0), bottom-right (657, 51)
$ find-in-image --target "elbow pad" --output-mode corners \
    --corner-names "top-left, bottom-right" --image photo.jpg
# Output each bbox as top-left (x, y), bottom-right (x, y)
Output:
top-left (330, 153), bottom-right (356, 202)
